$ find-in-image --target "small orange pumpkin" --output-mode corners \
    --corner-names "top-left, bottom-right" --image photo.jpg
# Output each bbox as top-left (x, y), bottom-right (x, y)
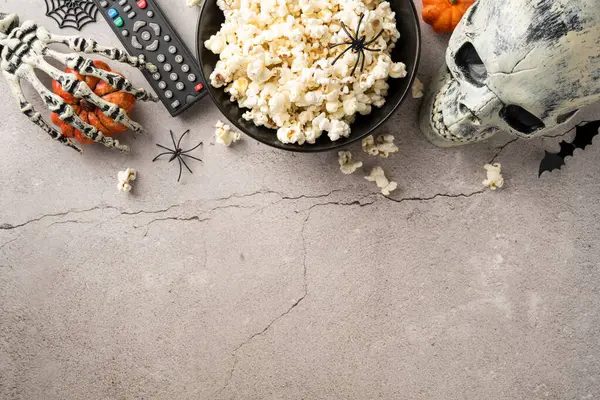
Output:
top-left (51, 60), bottom-right (136, 145)
top-left (422, 0), bottom-right (476, 34)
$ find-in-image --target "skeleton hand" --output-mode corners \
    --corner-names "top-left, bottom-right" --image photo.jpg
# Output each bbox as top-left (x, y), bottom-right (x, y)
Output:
top-left (0, 13), bottom-right (159, 152)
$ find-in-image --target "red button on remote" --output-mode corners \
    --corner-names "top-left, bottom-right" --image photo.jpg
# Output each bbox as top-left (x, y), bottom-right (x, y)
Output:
top-left (137, 0), bottom-right (147, 9)
top-left (195, 83), bottom-right (204, 92)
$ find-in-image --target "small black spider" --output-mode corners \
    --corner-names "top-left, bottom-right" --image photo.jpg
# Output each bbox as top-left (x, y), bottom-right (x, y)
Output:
top-left (153, 130), bottom-right (203, 182)
top-left (330, 14), bottom-right (384, 76)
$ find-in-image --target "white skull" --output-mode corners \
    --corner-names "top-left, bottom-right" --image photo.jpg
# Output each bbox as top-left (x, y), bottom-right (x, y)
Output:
top-left (419, 0), bottom-right (600, 147)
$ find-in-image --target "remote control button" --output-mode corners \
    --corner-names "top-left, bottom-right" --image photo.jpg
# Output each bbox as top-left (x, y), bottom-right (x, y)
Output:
top-left (107, 8), bottom-right (119, 19)
top-left (119, 0), bottom-right (127, 5)
top-left (187, 74), bottom-right (196, 82)
top-left (163, 63), bottom-right (172, 72)
top-left (133, 20), bottom-right (146, 32)
top-left (181, 64), bottom-right (190, 73)
top-left (100, 0), bottom-right (108, 7)
top-left (137, 0), bottom-right (147, 8)
top-left (128, 11), bottom-right (136, 19)
top-left (165, 90), bottom-right (173, 99)
top-left (114, 17), bottom-right (124, 27)
top-left (131, 36), bottom-right (143, 49)
top-left (157, 54), bottom-right (166, 63)
top-left (194, 83), bottom-right (204, 92)
top-left (122, 29), bottom-right (129, 37)
top-left (158, 81), bottom-right (167, 90)
top-left (152, 72), bottom-right (161, 80)
top-left (171, 100), bottom-right (181, 109)
top-left (186, 94), bottom-right (200, 104)
top-left (149, 23), bottom-right (161, 36)
top-left (168, 46), bottom-right (177, 54)
top-left (176, 82), bottom-right (185, 90)
top-left (164, 35), bottom-right (171, 42)
top-left (141, 31), bottom-right (151, 41)
top-left (147, 11), bottom-right (154, 17)
top-left (146, 40), bottom-right (159, 51)
top-left (123, 5), bottom-right (132, 12)
top-left (174, 55), bottom-right (183, 63)
top-left (170, 73), bottom-right (179, 81)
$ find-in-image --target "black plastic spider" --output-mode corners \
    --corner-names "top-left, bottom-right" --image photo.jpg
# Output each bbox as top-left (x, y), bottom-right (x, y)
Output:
top-left (330, 14), bottom-right (384, 76)
top-left (153, 130), bottom-right (203, 182)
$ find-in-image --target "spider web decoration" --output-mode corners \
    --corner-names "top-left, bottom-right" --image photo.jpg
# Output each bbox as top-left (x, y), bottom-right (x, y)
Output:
top-left (45, 0), bottom-right (99, 31)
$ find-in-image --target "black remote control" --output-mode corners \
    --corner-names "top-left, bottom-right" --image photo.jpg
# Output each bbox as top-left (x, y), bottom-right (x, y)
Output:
top-left (92, 0), bottom-right (207, 117)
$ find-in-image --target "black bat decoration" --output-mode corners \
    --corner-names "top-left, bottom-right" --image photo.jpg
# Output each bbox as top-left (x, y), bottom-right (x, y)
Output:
top-left (539, 120), bottom-right (600, 177)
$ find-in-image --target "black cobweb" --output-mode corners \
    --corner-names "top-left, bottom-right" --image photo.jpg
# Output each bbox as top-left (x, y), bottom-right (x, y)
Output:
top-left (45, 0), bottom-right (99, 31)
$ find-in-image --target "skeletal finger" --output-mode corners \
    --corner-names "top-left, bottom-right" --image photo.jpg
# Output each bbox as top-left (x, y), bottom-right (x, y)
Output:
top-left (39, 28), bottom-right (157, 73)
top-left (3, 72), bottom-right (81, 152)
top-left (47, 50), bottom-right (159, 103)
top-left (25, 70), bottom-right (129, 151)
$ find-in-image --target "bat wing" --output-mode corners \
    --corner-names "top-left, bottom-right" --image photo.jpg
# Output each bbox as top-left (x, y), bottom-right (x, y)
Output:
top-left (539, 151), bottom-right (567, 176)
top-left (572, 121), bottom-right (600, 150)
top-left (539, 120), bottom-right (600, 177)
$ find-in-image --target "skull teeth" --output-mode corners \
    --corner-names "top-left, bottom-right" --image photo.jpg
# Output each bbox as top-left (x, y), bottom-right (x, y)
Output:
top-left (430, 79), bottom-right (480, 144)
top-left (430, 80), bottom-right (466, 142)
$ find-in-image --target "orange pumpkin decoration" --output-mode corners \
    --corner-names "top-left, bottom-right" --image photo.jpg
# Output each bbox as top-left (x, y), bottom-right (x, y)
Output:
top-left (51, 61), bottom-right (136, 145)
top-left (422, 0), bottom-right (476, 34)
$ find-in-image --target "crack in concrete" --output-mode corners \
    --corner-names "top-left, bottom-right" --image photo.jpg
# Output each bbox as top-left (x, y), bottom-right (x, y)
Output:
top-left (0, 238), bottom-right (17, 252)
top-left (0, 190), bottom-right (341, 232)
top-left (0, 205), bottom-right (120, 231)
top-left (210, 190), bottom-right (283, 202)
top-left (141, 216), bottom-right (212, 236)
top-left (121, 204), bottom-right (182, 216)
top-left (281, 189), bottom-right (342, 201)
top-left (299, 197), bottom-right (377, 214)
top-left (489, 138), bottom-right (519, 164)
top-left (216, 209), bottom-right (314, 396)
top-left (136, 204), bottom-right (259, 231)
top-left (47, 219), bottom-right (94, 227)
top-left (541, 121), bottom-right (591, 139)
top-left (385, 190), bottom-right (486, 204)
top-left (215, 296), bottom-right (308, 396)
top-left (297, 192), bottom-right (485, 210)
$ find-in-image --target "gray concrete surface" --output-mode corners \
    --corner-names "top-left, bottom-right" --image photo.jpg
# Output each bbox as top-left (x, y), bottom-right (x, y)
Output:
top-left (1, 1), bottom-right (600, 399)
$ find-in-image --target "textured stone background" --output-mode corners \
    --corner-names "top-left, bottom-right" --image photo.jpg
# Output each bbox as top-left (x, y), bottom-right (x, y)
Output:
top-left (1, 1), bottom-right (599, 399)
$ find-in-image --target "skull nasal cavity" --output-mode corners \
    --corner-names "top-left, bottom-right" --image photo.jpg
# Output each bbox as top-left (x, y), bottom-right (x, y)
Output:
top-left (455, 43), bottom-right (487, 86)
top-left (500, 105), bottom-right (545, 134)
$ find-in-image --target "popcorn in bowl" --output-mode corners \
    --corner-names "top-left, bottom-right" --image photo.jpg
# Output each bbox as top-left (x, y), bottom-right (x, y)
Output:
top-left (204, 0), bottom-right (407, 145)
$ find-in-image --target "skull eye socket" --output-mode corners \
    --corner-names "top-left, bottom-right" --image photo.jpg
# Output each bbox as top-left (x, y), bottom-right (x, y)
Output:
top-left (500, 105), bottom-right (545, 134)
top-left (455, 43), bottom-right (487, 86)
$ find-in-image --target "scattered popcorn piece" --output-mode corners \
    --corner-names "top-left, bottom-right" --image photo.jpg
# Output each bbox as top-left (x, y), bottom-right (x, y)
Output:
top-left (483, 163), bottom-right (504, 190)
top-left (362, 134), bottom-right (398, 157)
top-left (117, 168), bottom-right (137, 193)
top-left (412, 77), bottom-right (424, 99)
top-left (365, 167), bottom-right (398, 196)
top-left (187, 0), bottom-right (203, 6)
top-left (362, 135), bottom-right (379, 156)
top-left (375, 134), bottom-right (398, 158)
top-left (215, 120), bottom-right (242, 146)
top-left (338, 151), bottom-right (363, 175)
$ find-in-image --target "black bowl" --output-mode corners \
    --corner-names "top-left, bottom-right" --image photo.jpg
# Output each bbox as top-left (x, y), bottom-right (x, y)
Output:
top-left (196, 0), bottom-right (421, 152)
